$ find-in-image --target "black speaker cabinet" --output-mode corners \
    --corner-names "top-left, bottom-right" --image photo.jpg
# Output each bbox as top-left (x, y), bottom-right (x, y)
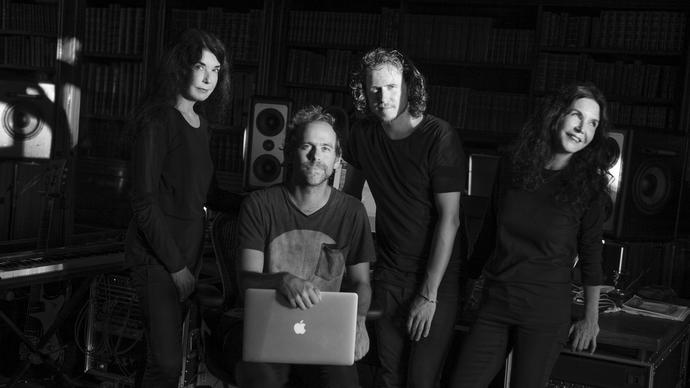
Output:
top-left (244, 97), bottom-right (291, 190)
top-left (0, 81), bottom-right (55, 159)
top-left (603, 129), bottom-right (684, 240)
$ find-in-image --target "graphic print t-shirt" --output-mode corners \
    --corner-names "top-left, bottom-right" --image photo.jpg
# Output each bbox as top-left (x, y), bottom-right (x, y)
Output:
top-left (238, 186), bottom-right (375, 292)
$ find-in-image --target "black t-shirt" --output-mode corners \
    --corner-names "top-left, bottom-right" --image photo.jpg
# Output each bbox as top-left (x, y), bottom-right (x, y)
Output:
top-left (344, 114), bottom-right (467, 290)
top-left (238, 186), bottom-right (376, 292)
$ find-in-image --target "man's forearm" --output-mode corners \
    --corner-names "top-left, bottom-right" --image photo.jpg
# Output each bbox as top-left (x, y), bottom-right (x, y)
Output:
top-left (352, 280), bottom-right (372, 318)
top-left (420, 216), bottom-right (459, 300)
top-left (239, 270), bottom-right (288, 292)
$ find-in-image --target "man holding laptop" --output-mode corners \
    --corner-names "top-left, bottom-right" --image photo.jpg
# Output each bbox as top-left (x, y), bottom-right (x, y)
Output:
top-left (235, 105), bottom-right (376, 388)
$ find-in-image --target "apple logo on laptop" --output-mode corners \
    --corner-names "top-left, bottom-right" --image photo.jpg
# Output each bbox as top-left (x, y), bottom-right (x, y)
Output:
top-left (293, 320), bottom-right (306, 335)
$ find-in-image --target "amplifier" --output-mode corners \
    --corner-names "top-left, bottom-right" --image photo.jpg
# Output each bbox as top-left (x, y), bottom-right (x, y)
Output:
top-left (84, 273), bottom-right (144, 387)
top-left (548, 328), bottom-right (689, 388)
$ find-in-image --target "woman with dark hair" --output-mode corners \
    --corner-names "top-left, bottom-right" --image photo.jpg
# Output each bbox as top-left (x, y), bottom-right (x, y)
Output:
top-left (125, 28), bottom-right (236, 387)
top-left (343, 47), bottom-right (467, 388)
top-left (449, 83), bottom-right (609, 388)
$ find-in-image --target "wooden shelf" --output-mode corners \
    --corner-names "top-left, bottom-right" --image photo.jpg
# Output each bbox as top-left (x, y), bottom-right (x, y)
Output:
top-left (0, 30), bottom-right (57, 37)
top-left (81, 52), bottom-right (144, 61)
top-left (287, 41), bottom-right (370, 52)
top-left (0, 64), bottom-right (55, 72)
top-left (284, 82), bottom-right (348, 92)
top-left (539, 46), bottom-right (685, 58)
top-left (418, 59), bottom-right (533, 71)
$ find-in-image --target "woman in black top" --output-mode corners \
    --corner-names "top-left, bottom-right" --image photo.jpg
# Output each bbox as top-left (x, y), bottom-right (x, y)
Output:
top-left (450, 83), bottom-right (610, 388)
top-left (125, 29), bottom-right (231, 387)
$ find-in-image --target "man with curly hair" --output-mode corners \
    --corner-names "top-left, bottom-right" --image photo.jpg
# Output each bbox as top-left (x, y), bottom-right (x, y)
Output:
top-left (343, 47), bottom-right (467, 388)
top-left (235, 105), bottom-right (375, 388)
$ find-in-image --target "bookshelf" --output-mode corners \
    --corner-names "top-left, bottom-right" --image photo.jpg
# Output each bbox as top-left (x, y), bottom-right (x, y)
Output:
top-left (73, 0), bottom-right (154, 229)
top-left (0, 0), bottom-right (59, 71)
top-left (280, 4), bottom-right (399, 111)
top-left (535, 6), bottom-right (688, 134)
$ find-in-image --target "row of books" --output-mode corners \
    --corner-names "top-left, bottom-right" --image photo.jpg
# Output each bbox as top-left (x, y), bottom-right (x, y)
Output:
top-left (167, 8), bottom-right (262, 62)
top-left (205, 71), bottom-right (256, 128)
top-left (285, 49), bottom-right (355, 88)
top-left (401, 14), bottom-right (535, 66)
top-left (287, 9), bottom-right (398, 48)
top-left (81, 61), bottom-right (145, 118)
top-left (83, 5), bottom-right (145, 56)
top-left (534, 53), bottom-right (680, 101)
top-left (210, 130), bottom-right (244, 173)
top-left (286, 87), bottom-right (351, 114)
top-left (0, 0), bottom-right (58, 34)
top-left (608, 103), bottom-right (676, 131)
top-left (540, 10), bottom-right (687, 52)
top-left (428, 85), bottom-right (529, 133)
top-left (0, 36), bottom-right (56, 68)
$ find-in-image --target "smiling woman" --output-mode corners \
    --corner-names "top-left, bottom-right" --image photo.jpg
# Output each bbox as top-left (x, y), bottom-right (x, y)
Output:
top-left (450, 83), bottom-right (612, 388)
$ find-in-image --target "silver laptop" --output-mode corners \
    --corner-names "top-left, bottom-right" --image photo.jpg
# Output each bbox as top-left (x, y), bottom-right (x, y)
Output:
top-left (242, 288), bottom-right (358, 366)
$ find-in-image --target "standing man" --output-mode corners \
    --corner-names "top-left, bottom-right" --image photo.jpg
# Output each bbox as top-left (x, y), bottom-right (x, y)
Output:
top-left (344, 48), bottom-right (467, 388)
top-left (235, 105), bottom-right (375, 388)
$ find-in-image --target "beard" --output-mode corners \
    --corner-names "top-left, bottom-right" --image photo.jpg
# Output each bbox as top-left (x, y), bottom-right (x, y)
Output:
top-left (298, 162), bottom-right (331, 185)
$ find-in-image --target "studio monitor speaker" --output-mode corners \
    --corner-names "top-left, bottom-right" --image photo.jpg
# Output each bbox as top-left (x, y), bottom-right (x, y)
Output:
top-left (603, 129), bottom-right (684, 240)
top-left (244, 96), bottom-right (291, 190)
top-left (0, 81), bottom-right (55, 159)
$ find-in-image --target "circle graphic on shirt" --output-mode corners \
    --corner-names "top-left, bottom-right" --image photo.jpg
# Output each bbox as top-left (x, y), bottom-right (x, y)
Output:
top-left (268, 230), bottom-right (344, 292)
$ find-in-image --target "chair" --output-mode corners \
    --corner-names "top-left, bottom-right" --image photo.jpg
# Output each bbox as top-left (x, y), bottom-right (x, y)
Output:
top-left (193, 209), bottom-right (242, 386)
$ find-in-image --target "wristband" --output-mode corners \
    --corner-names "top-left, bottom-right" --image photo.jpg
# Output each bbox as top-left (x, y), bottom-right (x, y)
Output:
top-left (418, 293), bottom-right (436, 304)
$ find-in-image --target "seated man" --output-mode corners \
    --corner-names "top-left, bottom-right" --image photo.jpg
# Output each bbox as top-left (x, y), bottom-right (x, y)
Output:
top-left (235, 105), bottom-right (375, 388)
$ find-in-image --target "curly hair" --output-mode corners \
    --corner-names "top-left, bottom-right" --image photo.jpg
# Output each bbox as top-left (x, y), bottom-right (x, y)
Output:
top-left (129, 29), bottom-right (231, 135)
top-left (510, 82), bottom-right (611, 212)
top-left (349, 47), bottom-right (428, 118)
top-left (284, 105), bottom-right (341, 159)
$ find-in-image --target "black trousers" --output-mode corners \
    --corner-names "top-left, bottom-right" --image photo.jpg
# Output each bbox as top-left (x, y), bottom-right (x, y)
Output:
top-left (131, 264), bottom-right (187, 388)
top-left (448, 286), bottom-right (570, 388)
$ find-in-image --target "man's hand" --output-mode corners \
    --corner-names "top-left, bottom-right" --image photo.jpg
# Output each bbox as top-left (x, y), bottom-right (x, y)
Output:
top-left (407, 295), bottom-right (436, 341)
top-left (279, 273), bottom-right (321, 309)
top-left (170, 266), bottom-right (195, 302)
top-left (354, 316), bottom-right (369, 360)
top-left (569, 317), bottom-right (599, 353)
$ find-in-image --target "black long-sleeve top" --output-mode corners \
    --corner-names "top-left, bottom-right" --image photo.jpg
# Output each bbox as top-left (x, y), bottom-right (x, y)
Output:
top-left (125, 105), bottom-right (215, 273)
top-left (468, 162), bottom-right (604, 293)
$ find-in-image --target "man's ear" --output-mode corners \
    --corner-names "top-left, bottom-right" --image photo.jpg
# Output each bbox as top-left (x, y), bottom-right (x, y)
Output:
top-left (333, 155), bottom-right (342, 171)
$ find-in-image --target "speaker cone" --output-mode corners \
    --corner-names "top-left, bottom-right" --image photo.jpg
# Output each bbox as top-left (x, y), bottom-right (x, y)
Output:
top-left (256, 108), bottom-right (285, 137)
top-left (3, 102), bottom-right (44, 140)
top-left (604, 136), bottom-right (621, 169)
top-left (632, 162), bottom-right (670, 215)
top-left (252, 154), bottom-right (282, 183)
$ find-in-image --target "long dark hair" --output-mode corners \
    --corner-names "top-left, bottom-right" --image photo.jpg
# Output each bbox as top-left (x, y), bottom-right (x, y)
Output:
top-left (510, 82), bottom-right (611, 212)
top-left (129, 29), bottom-right (231, 136)
top-left (349, 47), bottom-right (427, 118)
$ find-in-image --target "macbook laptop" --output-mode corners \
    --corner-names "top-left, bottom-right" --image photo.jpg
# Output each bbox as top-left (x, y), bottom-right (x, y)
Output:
top-left (242, 288), bottom-right (358, 365)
